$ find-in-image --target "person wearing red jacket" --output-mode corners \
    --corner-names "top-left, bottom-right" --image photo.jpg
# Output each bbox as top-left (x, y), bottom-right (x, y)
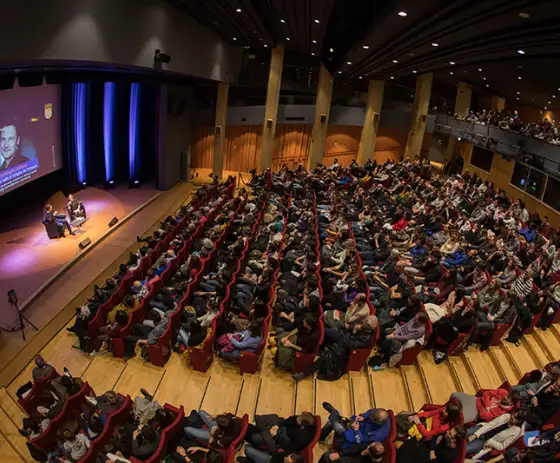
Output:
top-left (407, 402), bottom-right (462, 439)
top-left (476, 388), bottom-right (515, 422)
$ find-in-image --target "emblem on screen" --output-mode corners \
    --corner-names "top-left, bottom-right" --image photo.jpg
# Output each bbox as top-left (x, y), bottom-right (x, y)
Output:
top-left (44, 103), bottom-right (52, 120)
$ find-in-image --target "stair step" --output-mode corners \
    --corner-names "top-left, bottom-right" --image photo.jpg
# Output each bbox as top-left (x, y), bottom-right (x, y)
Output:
top-left (369, 368), bottom-right (411, 413)
top-left (315, 375), bottom-right (353, 423)
top-left (523, 336), bottom-right (548, 369)
top-left (417, 351), bottom-right (457, 405)
top-left (488, 347), bottom-right (520, 384)
top-left (448, 357), bottom-right (477, 394)
top-left (236, 375), bottom-right (261, 421)
top-left (462, 350), bottom-right (502, 390)
top-left (401, 365), bottom-right (429, 411)
top-left (501, 341), bottom-right (539, 378)
top-left (350, 371), bottom-right (374, 414)
top-left (532, 328), bottom-right (560, 362)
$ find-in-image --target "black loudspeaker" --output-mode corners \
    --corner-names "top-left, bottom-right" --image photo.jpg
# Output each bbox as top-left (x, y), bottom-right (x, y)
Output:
top-left (108, 217), bottom-right (119, 227)
top-left (78, 238), bottom-right (91, 250)
top-left (320, 114), bottom-right (327, 123)
top-left (215, 125), bottom-right (222, 135)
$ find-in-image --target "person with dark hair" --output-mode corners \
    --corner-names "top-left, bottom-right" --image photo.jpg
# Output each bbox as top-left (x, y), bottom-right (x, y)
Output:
top-left (112, 423), bottom-right (161, 460)
top-left (274, 314), bottom-right (320, 370)
top-left (43, 204), bottom-right (75, 235)
top-left (217, 319), bottom-right (263, 360)
top-left (174, 319), bottom-right (208, 352)
top-left (171, 444), bottom-right (224, 463)
top-left (321, 441), bottom-right (385, 463)
top-left (31, 355), bottom-right (54, 381)
top-left (406, 402), bottom-right (462, 440)
top-left (396, 426), bottom-right (467, 463)
top-left (184, 412), bottom-right (241, 449)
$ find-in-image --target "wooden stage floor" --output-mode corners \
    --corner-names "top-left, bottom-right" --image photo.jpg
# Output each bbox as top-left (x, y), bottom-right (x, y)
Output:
top-left (0, 186), bottom-right (158, 327)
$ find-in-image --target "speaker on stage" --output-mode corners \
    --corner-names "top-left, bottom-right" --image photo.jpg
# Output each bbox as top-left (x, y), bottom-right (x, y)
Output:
top-left (108, 217), bottom-right (118, 227)
top-left (78, 238), bottom-right (91, 250)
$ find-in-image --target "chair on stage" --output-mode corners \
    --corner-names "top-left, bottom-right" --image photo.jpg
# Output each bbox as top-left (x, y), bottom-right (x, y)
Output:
top-left (68, 202), bottom-right (88, 227)
top-left (43, 219), bottom-right (64, 239)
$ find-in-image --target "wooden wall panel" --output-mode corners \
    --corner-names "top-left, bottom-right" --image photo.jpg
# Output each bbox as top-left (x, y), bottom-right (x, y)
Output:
top-left (272, 124), bottom-right (312, 171)
top-left (324, 125), bottom-right (361, 167)
top-left (191, 126), bottom-right (213, 169)
top-left (224, 126), bottom-right (261, 173)
top-left (374, 128), bottom-right (408, 163)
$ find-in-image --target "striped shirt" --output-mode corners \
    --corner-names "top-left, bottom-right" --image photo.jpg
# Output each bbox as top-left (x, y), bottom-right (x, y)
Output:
top-left (511, 273), bottom-right (533, 298)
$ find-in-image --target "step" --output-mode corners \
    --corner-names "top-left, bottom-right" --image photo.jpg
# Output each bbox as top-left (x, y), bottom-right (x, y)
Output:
top-left (369, 367), bottom-right (411, 413)
top-left (0, 432), bottom-right (26, 463)
top-left (523, 336), bottom-right (548, 369)
top-left (532, 328), bottom-right (560, 362)
top-left (417, 351), bottom-right (458, 405)
top-left (462, 350), bottom-right (503, 390)
top-left (401, 365), bottom-right (429, 411)
top-left (295, 376), bottom-right (315, 415)
top-left (447, 357), bottom-right (477, 395)
top-left (0, 388), bottom-right (26, 426)
top-left (255, 352), bottom-right (295, 417)
top-left (315, 374), bottom-right (353, 423)
top-left (0, 405), bottom-right (32, 462)
top-left (236, 375), bottom-right (261, 422)
top-left (501, 341), bottom-right (539, 379)
top-left (201, 360), bottom-right (244, 415)
top-left (487, 347), bottom-right (519, 385)
top-left (349, 371), bottom-right (374, 415)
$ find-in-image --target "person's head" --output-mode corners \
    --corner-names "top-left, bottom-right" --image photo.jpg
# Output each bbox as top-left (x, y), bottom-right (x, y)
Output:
top-left (104, 390), bottom-right (118, 405)
top-left (369, 408), bottom-right (389, 425)
top-left (366, 442), bottom-right (385, 462)
top-left (45, 204), bottom-right (53, 213)
top-left (68, 194), bottom-right (74, 202)
top-left (146, 310), bottom-right (162, 324)
top-left (206, 450), bottom-right (224, 463)
top-left (188, 319), bottom-right (204, 334)
top-left (154, 408), bottom-right (172, 428)
top-left (88, 414), bottom-right (104, 435)
top-left (140, 425), bottom-right (157, 442)
top-left (442, 402), bottom-right (461, 423)
top-left (61, 429), bottom-right (76, 441)
top-left (361, 315), bottom-right (378, 333)
top-left (444, 426), bottom-right (467, 448)
top-left (414, 312), bottom-right (428, 324)
top-left (23, 417), bottom-right (40, 434)
top-left (34, 355), bottom-right (47, 368)
top-left (123, 295), bottom-right (135, 308)
top-left (0, 125), bottom-right (19, 160)
top-left (114, 310), bottom-right (128, 327)
top-left (509, 409), bottom-right (528, 426)
top-left (302, 313), bottom-right (317, 331)
top-left (296, 411), bottom-right (316, 427)
top-left (215, 414), bottom-right (234, 432)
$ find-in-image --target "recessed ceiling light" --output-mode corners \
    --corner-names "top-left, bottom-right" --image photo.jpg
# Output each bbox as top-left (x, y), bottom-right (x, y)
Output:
top-left (554, 95), bottom-right (557, 98)
top-left (398, 11), bottom-right (408, 17)
top-left (359, 76), bottom-right (363, 79)
top-left (286, 37), bottom-right (290, 40)
top-left (432, 43), bottom-right (439, 47)
top-left (549, 101), bottom-right (552, 104)
top-left (311, 52), bottom-right (315, 56)
top-left (233, 37), bottom-right (237, 41)
top-left (486, 84), bottom-right (489, 87)
top-left (347, 61), bottom-right (352, 65)
top-left (478, 68), bottom-right (482, 71)
top-left (519, 12), bottom-right (530, 19)
top-left (545, 107), bottom-right (548, 110)
top-left (450, 61), bottom-right (455, 65)
top-left (363, 45), bottom-right (369, 49)
top-left (483, 77), bottom-right (486, 80)
top-left (280, 19), bottom-right (285, 23)
top-left (450, 72), bottom-right (454, 75)
top-left (517, 98), bottom-right (520, 100)
top-left (315, 19), bottom-right (320, 24)
top-left (518, 76), bottom-right (522, 80)
top-left (517, 92), bottom-right (520, 94)
top-left (518, 49), bottom-right (525, 54)
top-left (264, 44), bottom-right (268, 47)
top-left (312, 40), bottom-right (317, 44)
top-left (236, 8), bottom-right (242, 12)
top-left (337, 71), bottom-right (342, 74)
top-left (329, 48), bottom-right (334, 52)
top-left (390, 76), bottom-right (395, 79)
top-left (412, 70), bottom-right (417, 74)
top-left (393, 60), bottom-right (398, 63)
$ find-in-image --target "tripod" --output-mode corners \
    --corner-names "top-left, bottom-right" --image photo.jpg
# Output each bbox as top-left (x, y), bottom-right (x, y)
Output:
top-left (5, 290), bottom-right (38, 341)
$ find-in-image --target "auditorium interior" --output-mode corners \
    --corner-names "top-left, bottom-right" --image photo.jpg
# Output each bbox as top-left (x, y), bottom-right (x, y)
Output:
top-left (1, 1), bottom-right (560, 463)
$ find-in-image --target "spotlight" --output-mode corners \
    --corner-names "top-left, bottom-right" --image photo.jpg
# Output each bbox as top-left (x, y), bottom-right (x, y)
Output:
top-left (109, 180), bottom-right (114, 185)
top-left (432, 43), bottom-right (439, 47)
top-left (134, 180), bottom-right (139, 184)
top-left (398, 11), bottom-right (408, 17)
top-left (82, 182), bottom-right (87, 186)
top-left (457, 137), bottom-right (462, 141)
top-left (518, 49), bottom-right (525, 54)
top-left (154, 49), bottom-right (171, 64)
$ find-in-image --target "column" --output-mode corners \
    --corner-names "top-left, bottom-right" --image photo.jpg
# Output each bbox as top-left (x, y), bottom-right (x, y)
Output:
top-left (446, 82), bottom-right (472, 162)
top-left (212, 82), bottom-right (229, 179)
top-left (491, 95), bottom-right (506, 112)
top-left (357, 80), bottom-right (385, 165)
top-left (259, 45), bottom-right (284, 172)
top-left (307, 64), bottom-right (334, 170)
top-left (404, 73), bottom-right (433, 160)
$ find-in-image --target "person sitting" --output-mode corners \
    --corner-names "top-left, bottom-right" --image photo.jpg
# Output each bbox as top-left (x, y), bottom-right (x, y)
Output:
top-left (451, 388), bottom-right (516, 423)
top-left (405, 402), bottom-right (462, 440)
top-left (184, 411), bottom-right (241, 449)
top-left (320, 402), bottom-right (391, 450)
top-left (123, 309), bottom-right (169, 359)
top-left (32, 355), bottom-right (55, 381)
top-left (465, 410), bottom-right (527, 460)
top-left (112, 423), bottom-right (161, 460)
top-left (274, 314), bottom-right (320, 370)
top-left (244, 412), bottom-right (316, 460)
top-left (396, 426), bottom-right (467, 463)
top-left (66, 193), bottom-right (87, 225)
top-left (174, 319), bottom-right (208, 352)
top-left (217, 319), bottom-right (264, 361)
top-left (169, 442), bottom-right (224, 463)
top-left (61, 428), bottom-right (91, 462)
top-left (321, 442), bottom-right (386, 463)
top-left (43, 204), bottom-right (75, 236)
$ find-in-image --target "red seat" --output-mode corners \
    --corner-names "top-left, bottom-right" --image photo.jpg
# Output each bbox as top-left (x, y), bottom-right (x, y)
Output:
top-left (294, 310), bottom-right (325, 373)
top-left (221, 414), bottom-right (249, 463)
top-left (395, 316), bottom-right (432, 367)
top-left (18, 368), bottom-right (59, 415)
top-left (490, 323), bottom-right (510, 346)
top-left (299, 416), bottom-right (322, 463)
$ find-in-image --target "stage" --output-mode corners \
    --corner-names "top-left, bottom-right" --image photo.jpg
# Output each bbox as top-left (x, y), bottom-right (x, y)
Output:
top-left (0, 186), bottom-right (158, 328)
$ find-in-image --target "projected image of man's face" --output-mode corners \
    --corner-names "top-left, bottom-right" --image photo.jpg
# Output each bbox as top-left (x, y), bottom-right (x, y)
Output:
top-left (1, 125), bottom-right (19, 160)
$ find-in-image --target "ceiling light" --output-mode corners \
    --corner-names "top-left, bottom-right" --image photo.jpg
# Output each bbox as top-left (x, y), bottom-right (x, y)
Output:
top-left (264, 44), bottom-right (268, 47)
top-left (347, 61), bottom-right (352, 65)
top-left (337, 71), bottom-right (342, 74)
top-left (359, 76), bottom-right (363, 79)
top-left (280, 19), bottom-right (285, 23)
top-left (554, 95), bottom-right (557, 98)
top-left (363, 45), bottom-right (369, 49)
top-left (517, 92), bottom-right (520, 94)
top-left (483, 77), bottom-right (486, 80)
top-left (393, 60), bottom-right (398, 63)
top-left (329, 48), bottom-right (334, 52)
top-left (286, 37), bottom-right (290, 41)
top-left (518, 76), bottom-right (522, 80)
top-left (549, 101), bottom-right (552, 104)
top-left (486, 84), bottom-right (489, 87)
top-left (518, 49), bottom-right (525, 54)
top-left (312, 40), bottom-right (317, 44)
top-left (545, 107), bottom-right (548, 110)
top-left (450, 72), bottom-right (454, 75)
top-left (519, 12), bottom-right (530, 19)
top-left (390, 76), bottom-right (395, 79)
top-left (432, 43), bottom-right (439, 47)
top-left (517, 98), bottom-right (519, 100)
top-left (236, 8), bottom-right (242, 12)
top-left (450, 61), bottom-right (455, 65)
top-left (314, 19), bottom-right (320, 23)
top-left (478, 68), bottom-right (482, 72)
top-left (311, 52), bottom-right (315, 56)
top-left (398, 11), bottom-right (408, 17)
top-left (412, 70), bottom-right (417, 74)
top-left (233, 37), bottom-right (237, 41)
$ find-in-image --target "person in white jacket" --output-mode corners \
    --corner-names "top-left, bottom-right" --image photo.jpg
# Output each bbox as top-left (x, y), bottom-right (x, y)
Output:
top-left (466, 410), bottom-right (527, 460)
